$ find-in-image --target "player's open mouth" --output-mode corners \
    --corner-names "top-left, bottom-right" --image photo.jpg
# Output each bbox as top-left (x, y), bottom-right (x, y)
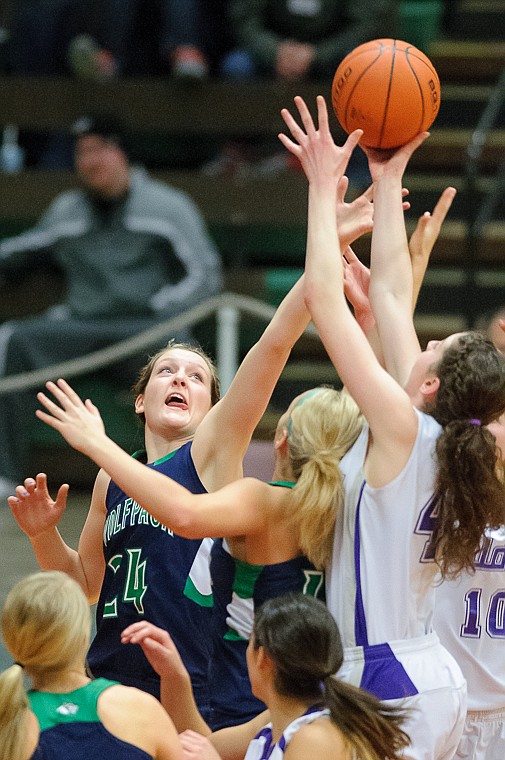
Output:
top-left (165, 393), bottom-right (188, 409)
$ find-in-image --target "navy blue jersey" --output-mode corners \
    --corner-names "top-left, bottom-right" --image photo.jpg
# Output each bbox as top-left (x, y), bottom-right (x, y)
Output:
top-left (87, 443), bottom-right (213, 708)
top-left (209, 535), bottom-right (325, 729)
top-left (29, 678), bottom-right (152, 759)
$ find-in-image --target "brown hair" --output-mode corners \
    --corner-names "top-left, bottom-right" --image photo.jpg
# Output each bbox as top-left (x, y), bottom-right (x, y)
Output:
top-left (132, 340), bottom-right (220, 424)
top-left (254, 593), bottom-right (410, 760)
top-left (429, 332), bottom-right (505, 578)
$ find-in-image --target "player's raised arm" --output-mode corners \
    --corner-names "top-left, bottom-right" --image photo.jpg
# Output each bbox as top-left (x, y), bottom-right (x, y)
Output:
top-left (279, 95), bottom-right (418, 485)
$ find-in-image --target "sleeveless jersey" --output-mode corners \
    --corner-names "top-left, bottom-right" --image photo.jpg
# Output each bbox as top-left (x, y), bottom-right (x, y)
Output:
top-left (244, 706), bottom-right (330, 760)
top-left (87, 442), bottom-right (213, 708)
top-left (209, 482), bottom-right (325, 729)
top-left (28, 678), bottom-right (152, 759)
top-left (434, 525), bottom-right (505, 712)
top-left (328, 409), bottom-right (450, 699)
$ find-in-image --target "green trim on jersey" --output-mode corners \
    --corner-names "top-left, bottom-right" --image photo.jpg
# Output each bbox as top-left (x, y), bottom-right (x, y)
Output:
top-left (28, 678), bottom-right (119, 731)
top-left (184, 575), bottom-right (214, 607)
top-left (223, 558), bottom-right (265, 641)
top-left (268, 480), bottom-right (295, 488)
top-left (132, 448), bottom-right (179, 466)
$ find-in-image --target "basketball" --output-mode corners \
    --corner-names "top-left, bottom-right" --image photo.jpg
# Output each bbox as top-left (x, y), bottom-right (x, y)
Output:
top-left (331, 38), bottom-right (440, 149)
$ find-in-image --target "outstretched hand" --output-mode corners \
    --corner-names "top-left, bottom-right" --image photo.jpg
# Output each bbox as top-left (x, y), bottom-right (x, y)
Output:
top-left (363, 132), bottom-right (430, 183)
top-left (409, 186), bottom-right (457, 264)
top-left (7, 472), bottom-right (69, 539)
top-left (337, 177), bottom-right (373, 248)
top-left (121, 621), bottom-right (190, 683)
top-left (36, 379), bottom-right (106, 456)
top-left (409, 186), bottom-right (457, 309)
top-left (342, 245), bottom-right (373, 325)
top-left (279, 95), bottom-right (362, 187)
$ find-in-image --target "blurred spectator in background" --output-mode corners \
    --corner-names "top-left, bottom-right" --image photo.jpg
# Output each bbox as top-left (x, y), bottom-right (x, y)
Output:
top-left (0, 113), bottom-right (222, 498)
top-left (222, 0), bottom-right (395, 81)
top-left (68, 0), bottom-right (208, 80)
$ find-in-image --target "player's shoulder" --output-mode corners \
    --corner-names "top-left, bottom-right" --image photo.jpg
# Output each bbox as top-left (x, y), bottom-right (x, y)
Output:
top-left (286, 717), bottom-right (348, 759)
top-left (98, 682), bottom-right (164, 715)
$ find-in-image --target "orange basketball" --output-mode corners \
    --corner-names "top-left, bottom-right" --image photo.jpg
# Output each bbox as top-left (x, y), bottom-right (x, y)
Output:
top-left (331, 38), bottom-right (440, 149)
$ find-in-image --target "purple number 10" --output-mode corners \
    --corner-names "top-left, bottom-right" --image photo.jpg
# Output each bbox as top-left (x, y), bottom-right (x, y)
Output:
top-left (461, 588), bottom-right (505, 638)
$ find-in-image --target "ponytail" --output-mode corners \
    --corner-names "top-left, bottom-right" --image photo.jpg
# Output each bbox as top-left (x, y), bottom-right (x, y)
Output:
top-left (429, 333), bottom-right (505, 578)
top-left (0, 664), bottom-right (30, 760)
top-left (254, 594), bottom-right (410, 760)
top-left (433, 420), bottom-right (505, 577)
top-left (322, 676), bottom-right (410, 760)
top-left (288, 388), bottom-right (363, 569)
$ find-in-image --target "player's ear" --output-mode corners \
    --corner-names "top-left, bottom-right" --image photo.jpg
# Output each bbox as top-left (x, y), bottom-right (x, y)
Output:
top-left (134, 394), bottom-right (144, 416)
top-left (419, 374), bottom-right (440, 404)
top-left (274, 426), bottom-right (289, 454)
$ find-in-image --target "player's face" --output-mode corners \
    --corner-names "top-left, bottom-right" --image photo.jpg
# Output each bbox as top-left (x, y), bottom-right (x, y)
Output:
top-left (404, 332), bottom-right (465, 400)
top-left (488, 414), bottom-right (505, 463)
top-left (136, 348), bottom-right (213, 439)
top-left (488, 318), bottom-right (505, 355)
top-left (246, 634), bottom-right (265, 701)
top-left (74, 135), bottom-right (129, 197)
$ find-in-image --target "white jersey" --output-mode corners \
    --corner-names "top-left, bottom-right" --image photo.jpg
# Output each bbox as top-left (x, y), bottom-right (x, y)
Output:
top-left (327, 408), bottom-right (441, 651)
top-left (434, 525), bottom-right (505, 712)
top-left (327, 408), bottom-right (467, 748)
top-left (244, 707), bottom-right (329, 760)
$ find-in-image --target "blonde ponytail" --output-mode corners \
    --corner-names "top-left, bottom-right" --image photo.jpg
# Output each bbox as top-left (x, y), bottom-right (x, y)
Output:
top-left (0, 664), bottom-right (29, 760)
top-left (288, 388), bottom-right (363, 569)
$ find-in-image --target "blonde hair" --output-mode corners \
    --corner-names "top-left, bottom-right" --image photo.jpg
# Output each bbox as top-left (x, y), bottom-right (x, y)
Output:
top-left (0, 664), bottom-right (28, 760)
top-left (0, 571), bottom-right (91, 760)
top-left (287, 388), bottom-right (364, 569)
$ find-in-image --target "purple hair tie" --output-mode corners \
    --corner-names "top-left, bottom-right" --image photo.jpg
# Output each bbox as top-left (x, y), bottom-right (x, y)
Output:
top-left (470, 419), bottom-right (481, 425)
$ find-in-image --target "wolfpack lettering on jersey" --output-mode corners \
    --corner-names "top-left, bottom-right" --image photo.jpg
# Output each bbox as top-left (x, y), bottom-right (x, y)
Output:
top-left (87, 442), bottom-right (213, 709)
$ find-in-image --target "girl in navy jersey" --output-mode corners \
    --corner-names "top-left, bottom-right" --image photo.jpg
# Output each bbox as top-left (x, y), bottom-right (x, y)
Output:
top-left (29, 380), bottom-right (363, 729)
top-left (0, 571), bottom-right (182, 760)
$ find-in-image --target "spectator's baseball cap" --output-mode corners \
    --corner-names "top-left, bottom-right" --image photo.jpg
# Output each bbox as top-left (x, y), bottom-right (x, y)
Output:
top-left (70, 113), bottom-right (125, 150)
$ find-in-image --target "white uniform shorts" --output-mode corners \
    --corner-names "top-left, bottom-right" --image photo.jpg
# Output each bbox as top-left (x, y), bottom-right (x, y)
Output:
top-left (455, 708), bottom-right (505, 760)
top-left (338, 632), bottom-right (467, 760)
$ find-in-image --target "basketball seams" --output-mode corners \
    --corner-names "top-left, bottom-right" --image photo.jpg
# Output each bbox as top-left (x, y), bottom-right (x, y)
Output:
top-left (405, 51), bottom-right (426, 139)
top-left (341, 54), bottom-right (383, 134)
top-left (378, 40), bottom-right (397, 149)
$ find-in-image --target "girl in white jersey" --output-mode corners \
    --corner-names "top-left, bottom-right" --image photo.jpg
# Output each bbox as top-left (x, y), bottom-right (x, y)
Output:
top-left (433, 414), bottom-right (505, 760)
top-left (122, 592), bottom-right (411, 760)
top-left (277, 96), bottom-right (505, 760)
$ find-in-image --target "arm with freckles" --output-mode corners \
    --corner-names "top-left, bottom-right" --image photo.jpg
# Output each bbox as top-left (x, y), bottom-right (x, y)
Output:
top-left (360, 137), bottom-right (430, 390)
top-left (7, 469), bottom-right (107, 603)
top-left (36, 379), bottom-right (274, 539)
top-left (343, 186), bottom-right (456, 371)
top-left (192, 176), bottom-right (375, 492)
top-left (279, 96), bottom-right (417, 485)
